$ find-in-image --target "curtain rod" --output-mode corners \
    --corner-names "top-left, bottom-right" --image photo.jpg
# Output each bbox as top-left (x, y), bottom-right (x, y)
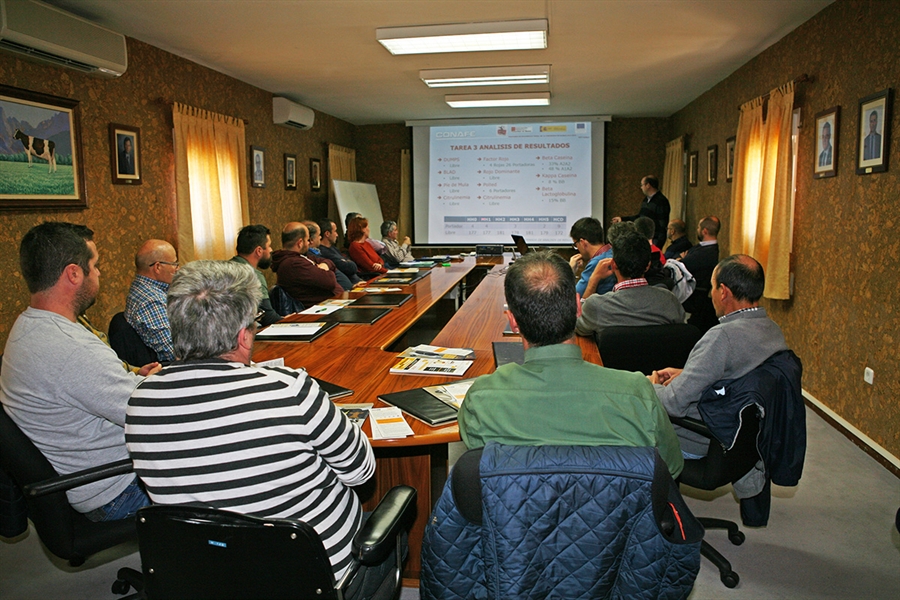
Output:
top-left (156, 98), bottom-right (249, 124)
top-left (738, 74), bottom-right (811, 109)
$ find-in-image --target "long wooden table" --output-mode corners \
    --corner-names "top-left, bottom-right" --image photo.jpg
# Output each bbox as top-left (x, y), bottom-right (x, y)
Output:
top-left (251, 255), bottom-right (600, 579)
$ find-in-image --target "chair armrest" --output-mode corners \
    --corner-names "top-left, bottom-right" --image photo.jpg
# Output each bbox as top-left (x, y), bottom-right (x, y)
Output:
top-left (669, 415), bottom-right (713, 439)
top-left (352, 485), bottom-right (417, 566)
top-left (23, 459), bottom-right (133, 498)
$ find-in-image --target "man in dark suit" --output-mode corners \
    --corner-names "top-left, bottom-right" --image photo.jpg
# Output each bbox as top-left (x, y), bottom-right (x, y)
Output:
top-left (818, 122), bottom-right (833, 167)
top-left (664, 219), bottom-right (693, 260)
top-left (612, 176), bottom-right (670, 248)
top-left (680, 216), bottom-right (720, 334)
top-left (863, 110), bottom-right (881, 160)
top-left (119, 137), bottom-right (135, 175)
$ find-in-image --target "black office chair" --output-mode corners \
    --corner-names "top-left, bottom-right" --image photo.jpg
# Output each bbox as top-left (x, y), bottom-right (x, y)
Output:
top-left (0, 406), bottom-right (136, 566)
top-left (109, 312), bottom-right (158, 366)
top-left (113, 485), bottom-right (416, 600)
top-left (269, 285), bottom-right (305, 316)
top-left (597, 323), bottom-right (702, 374)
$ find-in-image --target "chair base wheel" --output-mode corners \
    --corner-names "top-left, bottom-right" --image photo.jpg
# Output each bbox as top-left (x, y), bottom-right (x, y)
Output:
top-left (111, 579), bottom-right (131, 595)
top-left (729, 530), bottom-right (745, 545)
top-left (721, 570), bottom-right (740, 588)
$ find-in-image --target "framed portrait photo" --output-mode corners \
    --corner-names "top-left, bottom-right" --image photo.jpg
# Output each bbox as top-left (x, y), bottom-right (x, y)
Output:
top-left (856, 88), bottom-right (891, 175)
top-left (725, 136), bottom-right (736, 182)
top-left (688, 151), bottom-right (698, 187)
top-left (310, 158), bottom-right (322, 191)
top-left (814, 106), bottom-right (839, 179)
top-left (0, 84), bottom-right (86, 211)
top-left (109, 123), bottom-right (142, 185)
top-left (707, 144), bottom-right (718, 185)
top-left (284, 153), bottom-right (297, 190)
top-left (250, 146), bottom-right (266, 188)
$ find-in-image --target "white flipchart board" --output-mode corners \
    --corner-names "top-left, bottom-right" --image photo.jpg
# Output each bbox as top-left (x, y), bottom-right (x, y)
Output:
top-left (333, 180), bottom-right (385, 234)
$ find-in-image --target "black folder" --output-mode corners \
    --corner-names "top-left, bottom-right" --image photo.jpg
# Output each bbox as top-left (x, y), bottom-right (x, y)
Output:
top-left (350, 293), bottom-right (413, 307)
top-left (312, 377), bottom-right (353, 400)
top-left (378, 387), bottom-right (458, 426)
top-left (492, 341), bottom-right (525, 367)
top-left (322, 307), bottom-right (391, 324)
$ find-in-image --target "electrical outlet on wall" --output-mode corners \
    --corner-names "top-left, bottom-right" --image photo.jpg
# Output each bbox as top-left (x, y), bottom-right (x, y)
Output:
top-left (864, 367), bottom-right (874, 385)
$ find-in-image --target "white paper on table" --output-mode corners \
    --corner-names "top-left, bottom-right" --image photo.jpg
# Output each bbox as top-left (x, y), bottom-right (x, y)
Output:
top-left (387, 268), bottom-right (419, 274)
top-left (369, 407), bottom-right (414, 439)
top-left (357, 287), bottom-right (403, 293)
top-left (253, 357), bottom-right (285, 368)
top-left (257, 322), bottom-right (326, 336)
top-left (300, 304), bottom-right (344, 315)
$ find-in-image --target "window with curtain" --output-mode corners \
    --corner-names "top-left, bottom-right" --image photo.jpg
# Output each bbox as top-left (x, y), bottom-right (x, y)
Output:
top-left (728, 81), bottom-right (795, 299)
top-left (327, 143), bottom-right (356, 228)
top-left (172, 103), bottom-right (249, 262)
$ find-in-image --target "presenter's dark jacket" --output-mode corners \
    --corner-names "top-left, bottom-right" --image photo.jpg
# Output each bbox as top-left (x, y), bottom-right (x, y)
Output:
top-left (622, 191), bottom-right (671, 248)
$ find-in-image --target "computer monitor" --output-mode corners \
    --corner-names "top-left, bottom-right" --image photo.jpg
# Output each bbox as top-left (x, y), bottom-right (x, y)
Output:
top-left (511, 234), bottom-right (531, 257)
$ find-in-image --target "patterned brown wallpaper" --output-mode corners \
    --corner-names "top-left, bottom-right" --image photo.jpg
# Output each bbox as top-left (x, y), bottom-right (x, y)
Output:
top-left (355, 123), bottom-right (411, 225)
top-left (669, 0), bottom-right (900, 457)
top-left (0, 38), bottom-right (353, 343)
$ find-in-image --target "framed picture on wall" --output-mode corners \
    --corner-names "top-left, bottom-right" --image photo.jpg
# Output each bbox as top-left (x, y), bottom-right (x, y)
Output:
top-left (856, 88), bottom-right (891, 175)
top-left (814, 106), bottom-right (839, 179)
top-left (688, 151), bottom-right (698, 187)
top-left (0, 84), bottom-right (87, 211)
top-left (109, 123), bottom-right (142, 185)
top-left (284, 153), bottom-right (297, 190)
top-left (310, 158), bottom-right (322, 191)
top-left (725, 136), bottom-right (736, 182)
top-left (250, 145), bottom-right (265, 188)
top-left (707, 144), bottom-right (717, 185)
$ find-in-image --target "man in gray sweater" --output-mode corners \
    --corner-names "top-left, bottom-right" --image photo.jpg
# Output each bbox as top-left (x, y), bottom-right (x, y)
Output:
top-left (650, 255), bottom-right (788, 457)
top-left (1, 222), bottom-right (159, 521)
top-left (575, 228), bottom-right (685, 338)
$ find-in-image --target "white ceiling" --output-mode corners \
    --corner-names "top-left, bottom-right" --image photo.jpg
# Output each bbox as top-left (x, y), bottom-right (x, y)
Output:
top-left (46, 0), bottom-right (833, 126)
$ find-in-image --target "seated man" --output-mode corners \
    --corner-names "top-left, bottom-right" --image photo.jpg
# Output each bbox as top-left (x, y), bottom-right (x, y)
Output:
top-left (317, 218), bottom-right (363, 286)
top-left (650, 254), bottom-right (788, 457)
top-left (569, 217), bottom-right (614, 297)
top-left (381, 220), bottom-right (414, 264)
top-left (125, 260), bottom-right (380, 593)
top-left (304, 220), bottom-right (353, 290)
top-left (575, 228), bottom-right (685, 338)
top-left (125, 239), bottom-right (180, 362)
top-left (1, 222), bottom-right (157, 522)
top-left (458, 251), bottom-right (683, 478)
top-left (230, 224), bottom-right (280, 326)
top-left (271, 222), bottom-right (342, 305)
top-left (680, 215), bottom-right (721, 334)
top-left (664, 219), bottom-right (693, 260)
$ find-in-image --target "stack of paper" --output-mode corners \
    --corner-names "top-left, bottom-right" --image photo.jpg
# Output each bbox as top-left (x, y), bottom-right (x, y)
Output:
top-left (369, 407), bottom-right (414, 439)
top-left (390, 357), bottom-right (473, 377)
top-left (386, 268), bottom-right (420, 274)
top-left (424, 379), bottom-right (476, 410)
top-left (398, 344), bottom-right (475, 360)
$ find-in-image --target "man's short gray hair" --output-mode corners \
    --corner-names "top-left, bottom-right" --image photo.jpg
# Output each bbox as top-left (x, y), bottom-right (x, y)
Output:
top-left (167, 260), bottom-right (262, 360)
top-left (381, 220), bottom-right (397, 238)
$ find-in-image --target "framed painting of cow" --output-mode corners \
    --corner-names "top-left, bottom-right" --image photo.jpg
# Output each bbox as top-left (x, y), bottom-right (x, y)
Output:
top-left (109, 123), bottom-right (142, 185)
top-left (0, 85), bottom-right (86, 211)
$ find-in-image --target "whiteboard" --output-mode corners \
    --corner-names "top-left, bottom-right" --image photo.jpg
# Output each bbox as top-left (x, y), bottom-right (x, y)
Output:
top-left (333, 180), bottom-right (385, 234)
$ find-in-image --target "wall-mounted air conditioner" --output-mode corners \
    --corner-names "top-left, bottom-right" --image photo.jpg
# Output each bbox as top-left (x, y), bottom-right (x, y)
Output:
top-left (0, 0), bottom-right (127, 77)
top-left (273, 97), bottom-right (315, 130)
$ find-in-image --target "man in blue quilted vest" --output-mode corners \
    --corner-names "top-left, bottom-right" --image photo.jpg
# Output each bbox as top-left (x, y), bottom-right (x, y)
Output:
top-left (458, 251), bottom-right (683, 478)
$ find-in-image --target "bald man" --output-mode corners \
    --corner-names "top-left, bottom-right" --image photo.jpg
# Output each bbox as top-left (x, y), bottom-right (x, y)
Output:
top-left (125, 239), bottom-right (179, 362)
top-left (271, 222), bottom-right (343, 305)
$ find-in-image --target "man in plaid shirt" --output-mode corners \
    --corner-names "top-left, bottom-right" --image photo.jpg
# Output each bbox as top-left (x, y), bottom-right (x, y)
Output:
top-left (125, 239), bottom-right (179, 362)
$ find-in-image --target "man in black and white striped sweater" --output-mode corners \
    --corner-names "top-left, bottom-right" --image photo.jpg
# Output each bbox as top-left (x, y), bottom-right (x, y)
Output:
top-left (125, 260), bottom-right (375, 588)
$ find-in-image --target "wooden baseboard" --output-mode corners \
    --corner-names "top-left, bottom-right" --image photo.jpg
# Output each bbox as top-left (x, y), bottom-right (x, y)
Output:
top-left (803, 391), bottom-right (900, 478)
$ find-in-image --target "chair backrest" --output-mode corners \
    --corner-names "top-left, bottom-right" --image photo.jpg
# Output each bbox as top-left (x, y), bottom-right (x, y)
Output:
top-left (678, 404), bottom-right (762, 490)
top-left (598, 323), bottom-right (702, 374)
top-left (421, 443), bottom-right (703, 600)
top-left (269, 285), bottom-right (305, 316)
top-left (108, 311), bottom-right (158, 366)
top-left (135, 504), bottom-right (337, 600)
top-left (0, 405), bottom-right (134, 564)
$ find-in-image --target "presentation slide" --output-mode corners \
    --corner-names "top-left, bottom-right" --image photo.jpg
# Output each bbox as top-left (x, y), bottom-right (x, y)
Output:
top-left (412, 119), bottom-right (605, 245)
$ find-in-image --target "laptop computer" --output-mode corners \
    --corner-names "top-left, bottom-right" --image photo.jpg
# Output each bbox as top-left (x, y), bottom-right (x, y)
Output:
top-left (511, 234), bottom-right (531, 257)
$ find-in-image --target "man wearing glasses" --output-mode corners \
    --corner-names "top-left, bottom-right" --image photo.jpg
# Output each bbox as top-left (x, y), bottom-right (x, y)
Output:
top-left (125, 239), bottom-right (180, 362)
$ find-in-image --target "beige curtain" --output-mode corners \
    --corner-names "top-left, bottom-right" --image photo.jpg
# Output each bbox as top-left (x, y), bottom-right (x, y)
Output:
top-left (173, 103), bottom-right (248, 262)
top-left (662, 136), bottom-right (685, 221)
top-left (729, 81), bottom-right (794, 299)
top-left (398, 149), bottom-right (412, 239)
top-left (327, 143), bottom-right (356, 229)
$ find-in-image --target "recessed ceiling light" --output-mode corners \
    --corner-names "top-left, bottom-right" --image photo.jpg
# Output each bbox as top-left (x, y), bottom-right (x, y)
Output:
top-left (421, 65), bottom-right (550, 88)
top-left (377, 20), bottom-right (548, 55)
top-left (445, 92), bottom-right (551, 108)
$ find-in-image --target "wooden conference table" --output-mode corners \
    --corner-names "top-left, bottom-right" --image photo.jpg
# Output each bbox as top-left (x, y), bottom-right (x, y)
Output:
top-left (251, 254), bottom-right (601, 579)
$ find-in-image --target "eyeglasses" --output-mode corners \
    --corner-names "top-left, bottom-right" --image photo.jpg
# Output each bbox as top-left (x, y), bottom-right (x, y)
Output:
top-left (155, 261), bottom-right (179, 268)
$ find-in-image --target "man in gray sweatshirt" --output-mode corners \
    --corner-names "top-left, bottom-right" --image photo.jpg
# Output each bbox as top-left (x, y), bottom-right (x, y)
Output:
top-left (1, 222), bottom-right (159, 521)
top-left (650, 254), bottom-right (787, 457)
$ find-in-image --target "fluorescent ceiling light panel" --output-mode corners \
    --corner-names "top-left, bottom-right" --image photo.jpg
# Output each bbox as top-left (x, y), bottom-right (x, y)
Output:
top-left (445, 92), bottom-right (551, 108)
top-left (420, 65), bottom-right (550, 88)
top-left (377, 19), bottom-right (548, 55)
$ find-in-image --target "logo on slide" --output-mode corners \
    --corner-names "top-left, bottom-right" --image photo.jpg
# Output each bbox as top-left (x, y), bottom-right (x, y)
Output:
top-left (435, 131), bottom-right (475, 138)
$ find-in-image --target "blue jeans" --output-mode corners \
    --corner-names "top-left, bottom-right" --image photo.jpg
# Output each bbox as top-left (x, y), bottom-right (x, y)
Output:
top-left (84, 477), bottom-right (151, 522)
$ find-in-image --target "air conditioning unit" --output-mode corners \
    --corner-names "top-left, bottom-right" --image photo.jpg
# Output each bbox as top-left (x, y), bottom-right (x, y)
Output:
top-left (0, 0), bottom-right (127, 77)
top-left (273, 97), bottom-right (315, 130)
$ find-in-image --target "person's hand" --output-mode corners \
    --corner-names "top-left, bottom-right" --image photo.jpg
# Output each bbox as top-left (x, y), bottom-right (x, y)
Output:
top-left (569, 253), bottom-right (583, 270)
top-left (679, 250), bottom-right (688, 260)
top-left (372, 263), bottom-right (383, 270)
top-left (139, 362), bottom-right (162, 377)
top-left (611, 216), bottom-right (622, 224)
top-left (317, 263), bottom-right (330, 271)
top-left (654, 367), bottom-right (683, 386)
top-left (591, 257), bottom-right (614, 282)
top-left (402, 236), bottom-right (411, 245)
